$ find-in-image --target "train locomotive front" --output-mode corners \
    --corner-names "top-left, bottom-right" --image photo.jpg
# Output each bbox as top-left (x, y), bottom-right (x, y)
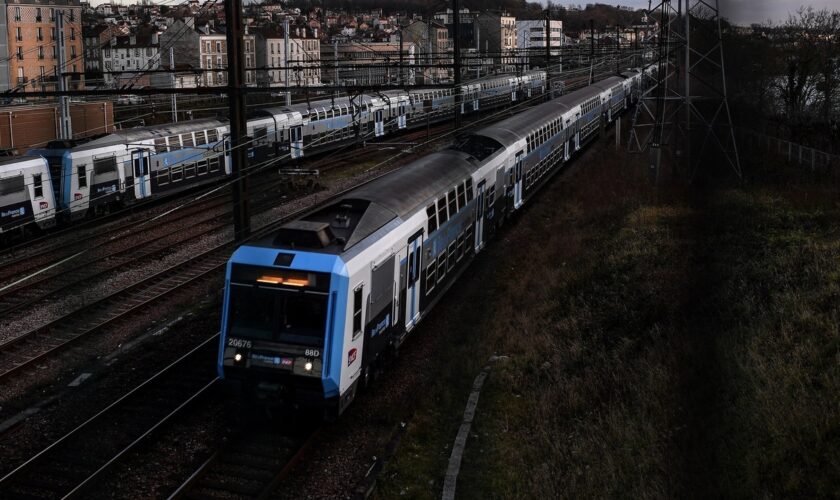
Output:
top-left (219, 239), bottom-right (349, 414)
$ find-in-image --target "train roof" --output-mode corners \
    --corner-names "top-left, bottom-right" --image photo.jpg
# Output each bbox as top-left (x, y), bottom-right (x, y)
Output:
top-left (259, 149), bottom-right (478, 254)
top-left (0, 155), bottom-right (43, 168)
top-left (40, 119), bottom-right (225, 152)
top-left (475, 79), bottom-right (622, 147)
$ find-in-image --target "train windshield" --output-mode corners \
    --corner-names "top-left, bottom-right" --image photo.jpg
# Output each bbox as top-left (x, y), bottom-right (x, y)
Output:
top-left (228, 286), bottom-right (328, 347)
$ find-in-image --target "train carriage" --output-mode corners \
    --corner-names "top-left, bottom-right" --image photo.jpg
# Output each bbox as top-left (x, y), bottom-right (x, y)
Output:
top-left (0, 156), bottom-right (56, 235)
top-left (218, 67), bottom-right (652, 418)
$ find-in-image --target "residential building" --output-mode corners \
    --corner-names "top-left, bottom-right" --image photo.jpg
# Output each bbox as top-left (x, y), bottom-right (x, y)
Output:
top-left (400, 20), bottom-right (450, 83)
top-left (516, 19), bottom-right (563, 69)
top-left (159, 19), bottom-right (256, 87)
top-left (321, 41), bottom-right (416, 86)
top-left (101, 33), bottom-right (160, 87)
top-left (475, 12), bottom-right (517, 71)
top-left (1, 0), bottom-right (84, 92)
top-left (254, 27), bottom-right (321, 87)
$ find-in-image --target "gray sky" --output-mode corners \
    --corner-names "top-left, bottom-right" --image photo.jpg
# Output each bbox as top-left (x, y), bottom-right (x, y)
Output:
top-left (552, 0), bottom-right (839, 25)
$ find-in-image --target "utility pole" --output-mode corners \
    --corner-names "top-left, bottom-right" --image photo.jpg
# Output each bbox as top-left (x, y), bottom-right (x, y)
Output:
top-left (589, 19), bottom-right (595, 84)
top-left (224, 0), bottom-right (250, 240)
top-left (283, 18), bottom-right (291, 106)
top-left (545, 8), bottom-right (551, 100)
top-left (453, 0), bottom-right (461, 129)
top-left (616, 24), bottom-right (621, 74)
top-left (170, 47), bottom-right (177, 122)
top-left (399, 22), bottom-right (404, 86)
top-left (56, 11), bottom-right (71, 140)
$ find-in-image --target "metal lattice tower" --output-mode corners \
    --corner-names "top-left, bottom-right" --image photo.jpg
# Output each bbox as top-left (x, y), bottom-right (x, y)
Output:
top-left (627, 0), bottom-right (741, 181)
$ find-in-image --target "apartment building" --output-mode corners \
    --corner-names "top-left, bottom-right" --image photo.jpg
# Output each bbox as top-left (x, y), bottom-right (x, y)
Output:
top-left (254, 27), bottom-right (321, 87)
top-left (475, 12), bottom-right (517, 71)
top-left (101, 33), bottom-right (160, 87)
top-left (1, 0), bottom-right (84, 92)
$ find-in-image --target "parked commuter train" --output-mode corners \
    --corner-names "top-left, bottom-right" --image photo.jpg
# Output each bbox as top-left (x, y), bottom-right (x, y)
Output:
top-left (0, 71), bottom-right (551, 237)
top-left (217, 68), bottom-right (656, 417)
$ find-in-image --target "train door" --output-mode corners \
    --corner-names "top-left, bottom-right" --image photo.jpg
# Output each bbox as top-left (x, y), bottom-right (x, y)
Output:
top-left (564, 120), bottom-right (571, 161)
top-left (575, 113), bottom-right (581, 150)
top-left (510, 79), bottom-right (518, 102)
top-left (374, 109), bottom-right (385, 137)
top-left (514, 152), bottom-right (524, 209)
top-left (474, 180), bottom-right (486, 252)
top-left (290, 125), bottom-right (303, 159)
top-left (131, 149), bottom-right (150, 199)
top-left (398, 103), bottom-right (407, 129)
top-left (223, 136), bottom-right (233, 174)
top-left (404, 230), bottom-right (423, 330)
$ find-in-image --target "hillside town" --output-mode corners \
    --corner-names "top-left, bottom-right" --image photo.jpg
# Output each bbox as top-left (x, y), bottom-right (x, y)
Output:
top-left (3, 0), bottom-right (661, 93)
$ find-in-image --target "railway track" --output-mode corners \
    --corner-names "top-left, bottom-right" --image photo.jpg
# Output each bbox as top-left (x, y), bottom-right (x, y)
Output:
top-left (0, 336), bottom-right (219, 499)
top-left (169, 425), bottom-right (319, 499)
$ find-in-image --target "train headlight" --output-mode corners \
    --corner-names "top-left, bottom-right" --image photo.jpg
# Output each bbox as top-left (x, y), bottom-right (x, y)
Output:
top-left (304, 361), bottom-right (313, 372)
top-left (234, 353), bottom-right (243, 362)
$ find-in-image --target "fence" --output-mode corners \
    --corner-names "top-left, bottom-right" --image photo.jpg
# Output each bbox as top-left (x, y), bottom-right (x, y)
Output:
top-left (737, 128), bottom-right (840, 174)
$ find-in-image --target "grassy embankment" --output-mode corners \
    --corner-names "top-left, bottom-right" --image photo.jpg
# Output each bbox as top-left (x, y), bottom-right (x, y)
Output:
top-left (374, 151), bottom-right (840, 498)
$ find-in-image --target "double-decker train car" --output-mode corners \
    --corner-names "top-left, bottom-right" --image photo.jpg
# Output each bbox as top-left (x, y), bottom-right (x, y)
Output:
top-left (0, 156), bottom-right (56, 236)
top-left (29, 119), bottom-right (230, 221)
top-left (217, 67), bottom-right (653, 417)
top-left (4, 70), bottom-right (552, 237)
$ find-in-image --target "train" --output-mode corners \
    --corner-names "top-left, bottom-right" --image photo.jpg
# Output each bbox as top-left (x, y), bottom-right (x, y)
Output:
top-left (0, 71), bottom-right (550, 238)
top-left (217, 66), bottom-right (658, 418)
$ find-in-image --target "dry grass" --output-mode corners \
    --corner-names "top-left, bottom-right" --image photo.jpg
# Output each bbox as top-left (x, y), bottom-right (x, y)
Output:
top-left (374, 147), bottom-right (840, 499)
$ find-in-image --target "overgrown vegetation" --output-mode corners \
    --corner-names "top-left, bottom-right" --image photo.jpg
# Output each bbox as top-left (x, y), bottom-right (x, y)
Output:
top-left (374, 152), bottom-right (840, 498)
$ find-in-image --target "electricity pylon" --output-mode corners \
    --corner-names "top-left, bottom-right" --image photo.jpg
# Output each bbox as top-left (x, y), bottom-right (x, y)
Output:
top-left (628, 0), bottom-right (741, 181)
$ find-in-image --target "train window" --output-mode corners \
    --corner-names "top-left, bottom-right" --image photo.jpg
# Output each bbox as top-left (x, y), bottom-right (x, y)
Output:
top-left (154, 137), bottom-right (167, 153)
top-left (182, 133), bottom-right (195, 148)
top-left (93, 157), bottom-right (116, 175)
top-left (447, 242), bottom-right (456, 270)
top-left (169, 136), bottom-right (181, 149)
top-left (0, 175), bottom-right (24, 195)
top-left (195, 131), bottom-right (207, 146)
top-left (352, 285), bottom-right (363, 338)
top-left (465, 224), bottom-right (474, 248)
top-left (465, 178), bottom-right (473, 202)
top-left (426, 260), bottom-right (436, 294)
top-left (456, 233), bottom-right (464, 261)
top-left (487, 185), bottom-right (495, 206)
top-left (197, 159), bottom-right (208, 175)
top-left (437, 253), bottom-right (446, 282)
top-left (171, 166), bottom-right (183, 182)
top-left (437, 198), bottom-right (448, 225)
top-left (207, 129), bottom-right (219, 143)
top-left (456, 184), bottom-right (466, 209)
top-left (77, 166), bottom-right (87, 188)
top-left (447, 189), bottom-right (457, 216)
top-left (426, 204), bottom-right (437, 233)
top-left (209, 156), bottom-right (220, 172)
top-left (33, 174), bottom-right (43, 198)
top-left (157, 168), bottom-right (169, 185)
top-left (185, 163), bottom-right (196, 178)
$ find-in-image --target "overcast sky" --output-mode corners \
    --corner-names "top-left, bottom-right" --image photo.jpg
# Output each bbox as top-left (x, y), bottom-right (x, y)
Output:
top-left (555, 0), bottom-right (839, 25)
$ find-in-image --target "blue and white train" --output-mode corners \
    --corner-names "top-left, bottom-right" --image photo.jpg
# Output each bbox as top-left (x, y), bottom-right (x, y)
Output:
top-left (217, 68), bottom-right (656, 417)
top-left (0, 71), bottom-right (549, 238)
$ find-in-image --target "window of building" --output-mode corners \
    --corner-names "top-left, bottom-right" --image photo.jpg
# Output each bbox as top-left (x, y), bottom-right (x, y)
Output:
top-left (32, 174), bottom-right (43, 198)
top-left (135, 48), bottom-right (140, 57)
top-left (71, 46), bottom-right (76, 58)
top-left (36, 8), bottom-right (42, 21)
top-left (216, 41), bottom-right (222, 52)
top-left (16, 47), bottom-right (23, 61)
top-left (50, 8), bottom-right (55, 21)
top-left (37, 27), bottom-right (43, 41)
top-left (38, 46), bottom-right (44, 59)
top-left (14, 7), bottom-right (20, 21)
top-left (15, 27), bottom-right (21, 42)
top-left (70, 28), bottom-right (75, 40)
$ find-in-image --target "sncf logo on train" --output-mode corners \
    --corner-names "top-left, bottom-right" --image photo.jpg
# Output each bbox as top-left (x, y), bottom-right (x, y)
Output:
top-left (348, 348), bottom-right (357, 366)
